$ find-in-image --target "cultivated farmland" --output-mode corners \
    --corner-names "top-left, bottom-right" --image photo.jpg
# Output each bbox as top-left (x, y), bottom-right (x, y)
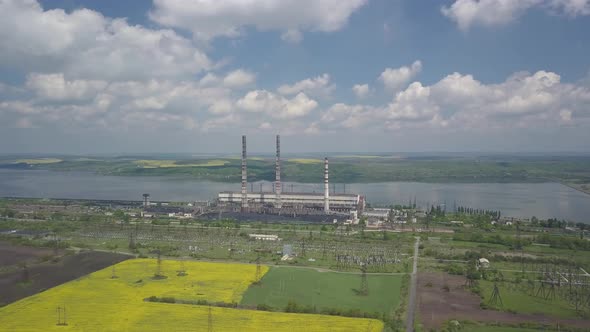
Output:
top-left (242, 266), bottom-right (403, 314)
top-left (0, 259), bottom-right (383, 331)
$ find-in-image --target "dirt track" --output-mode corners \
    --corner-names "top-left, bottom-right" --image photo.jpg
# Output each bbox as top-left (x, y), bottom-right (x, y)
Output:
top-left (0, 245), bottom-right (130, 306)
top-left (417, 272), bottom-right (590, 330)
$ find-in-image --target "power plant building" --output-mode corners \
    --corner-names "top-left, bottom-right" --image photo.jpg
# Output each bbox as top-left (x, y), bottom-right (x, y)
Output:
top-left (217, 135), bottom-right (364, 214)
top-left (218, 191), bottom-right (363, 212)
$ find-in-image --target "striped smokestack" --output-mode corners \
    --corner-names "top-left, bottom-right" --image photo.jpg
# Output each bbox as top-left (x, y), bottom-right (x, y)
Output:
top-left (275, 135), bottom-right (282, 209)
top-left (241, 135), bottom-right (248, 212)
top-left (324, 157), bottom-right (329, 213)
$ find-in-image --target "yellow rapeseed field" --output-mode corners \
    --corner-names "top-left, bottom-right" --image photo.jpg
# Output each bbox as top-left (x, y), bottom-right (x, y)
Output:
top-left (0, 259), bottom-right (383, 331)
top-left (15, 158), bottom-right (62, 164)
top-left (288, 158), bottom-right (323, 164)
top-left (135, 159), bottom-right (228, 168)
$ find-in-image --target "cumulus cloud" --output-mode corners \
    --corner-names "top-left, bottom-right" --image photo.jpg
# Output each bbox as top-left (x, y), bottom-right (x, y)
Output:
top-left (150, 0), bottom-right (368, 41)
top-left (26, 73), bottom-right (107, 101)
top-left (313, 69), bottom-right (590, 132)
top-left (352, 84), bottom-right (370, 98)
top-left (277, 74), bottom-right (335, 98)
top-left (223, 69), bottom-right (256, 88)
top-left (237, 90), bottom-right (318, 119)
top-left (319, 103), bottom-right (380, 130)
top-left (379, 61), bottom-right (422, 92)
top-left (281, 29), bottom-right (303, 43)
top-left (442, 0), bottom-right (590, 30)
top-left (0, 0), bottom-right (211, 80)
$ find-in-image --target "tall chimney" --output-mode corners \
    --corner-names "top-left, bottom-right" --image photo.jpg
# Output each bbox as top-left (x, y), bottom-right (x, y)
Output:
top-left (275, 135), bottom-right (282, 208)
top-left (324, 157), bottom-right (329, 213)
top-left (241, 135), bottom-right (248, 212)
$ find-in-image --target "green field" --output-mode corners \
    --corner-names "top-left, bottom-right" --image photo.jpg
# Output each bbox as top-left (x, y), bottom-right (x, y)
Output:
top-left (480, 280), bottom-right (579, 319)
top-left (3, 154), bottom-right (590, 185)
top-left (241, 266), bottom-right (403, 314)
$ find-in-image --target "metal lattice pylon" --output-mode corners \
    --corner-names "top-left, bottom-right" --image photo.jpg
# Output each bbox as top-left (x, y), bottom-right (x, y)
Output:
top-left (360, 264), bottom-right (368, 296)
top-left (489, 283), bottom-right (503, 307)
top-left (56, 306), bottom-right (67, 326)
top-left (255, 255), bottom-right (262, 284)
top-left (208, 305), bottom-right (213, 332)
top-left (177, 260), bottom-right (187, 276)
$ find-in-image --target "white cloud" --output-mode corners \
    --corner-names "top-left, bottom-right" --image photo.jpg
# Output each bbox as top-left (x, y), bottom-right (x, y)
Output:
top-left (15, 117), bottom-right (35, 129)
top-left (26, 73), bottom-right (107, 101)
top-left (0, 0), bottom-right (211, 81)
top-left (379, 61), bottom-right (422, 92)
top-left (352, 84), bottom-right (370, 98)
top-left (281, 29), bottom-right (303, 43)
top-left (237, 90), bottom-right (318, 119)
top-left (319, 103), bottom-right (379, 129)
top-left (277, 74), bottom-right (335, 98)
top-left (258, 122), bottom-right (272, 129)
top-left (208, 100), bottom-right (234, 114)
top-left (150, 0), bottom-right (368, 41)
top-left (202, 114), bottom-right (240, 132)
top-left (386, 82), bottom-right (440, 122)
top-left (442, 0), bottom-right (590, 30)
top-left (312, 69), bottom-right (590, 133)
top-left (223, 69), bottom-right (256, 88)
top-left (560, 109), bottom-right (572, 122)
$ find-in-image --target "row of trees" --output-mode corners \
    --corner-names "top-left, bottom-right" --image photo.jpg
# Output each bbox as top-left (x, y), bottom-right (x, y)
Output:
top-left (456, 206), bottom-right (501, 219)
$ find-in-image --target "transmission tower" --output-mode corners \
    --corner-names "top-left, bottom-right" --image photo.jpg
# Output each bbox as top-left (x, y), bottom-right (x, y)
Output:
top-left (516, 221), bottom-right (524, 274)
top-left (255, 255), bottom-right (262, 284)
top-left (489, 283), bottom-right (503, 307)
top-left (177, 259), bottom-right (187, 276)
top-left (153, 250), bottom-right (166, 279)
top-left (21, 263), bottom-right (30, 283)
top-left (546, 282), bottom-right (556, 300)
top-left (301, 238), bottom-right (306, 257)
top-left (359, 264), bottom-right (368, 296)
top-left (156, 251), bottom-right (162, 276)
top-left (208, 305), bottom-right (213, 332)
top-left (56, 306), bottom-right (68, 326)
top-left (128, 232), bottom-right (135, 249)
top-left (111, 265), bottom-right (118, 279)
top-left (53, 235), bottom-right (60, 256)
top-left (536, 281), bottom-right (547, 298)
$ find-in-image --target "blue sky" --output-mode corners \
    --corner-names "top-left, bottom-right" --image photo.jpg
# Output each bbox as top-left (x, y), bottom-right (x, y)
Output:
top-left (0, 0), bottom-right (589, 153)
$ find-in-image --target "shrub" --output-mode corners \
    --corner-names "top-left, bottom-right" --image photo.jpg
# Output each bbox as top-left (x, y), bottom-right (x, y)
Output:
top-left (256, 304), bottom-right (273, 311)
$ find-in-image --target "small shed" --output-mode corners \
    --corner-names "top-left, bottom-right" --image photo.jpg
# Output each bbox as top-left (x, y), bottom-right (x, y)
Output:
top-left (477, 258), bottom-right (490, 269)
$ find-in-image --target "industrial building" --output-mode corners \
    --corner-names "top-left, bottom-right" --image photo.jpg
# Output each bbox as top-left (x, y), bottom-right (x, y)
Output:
top-left (217, 135), bottom-right (364, 215)
top-left (218, 191), bottom-right (363, 211)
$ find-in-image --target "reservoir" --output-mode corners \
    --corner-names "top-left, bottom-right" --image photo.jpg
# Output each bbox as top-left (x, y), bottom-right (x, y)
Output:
top-left (0, 169), bottom-right (589, 223)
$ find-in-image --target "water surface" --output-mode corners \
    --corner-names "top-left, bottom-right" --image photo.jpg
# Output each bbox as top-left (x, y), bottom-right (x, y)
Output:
top-left (0, 169), bottom-right (588, 222)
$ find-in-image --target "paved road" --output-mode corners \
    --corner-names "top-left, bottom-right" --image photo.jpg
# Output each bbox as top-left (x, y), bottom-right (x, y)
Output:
top-left (406, 237), bottom-right (420, 332)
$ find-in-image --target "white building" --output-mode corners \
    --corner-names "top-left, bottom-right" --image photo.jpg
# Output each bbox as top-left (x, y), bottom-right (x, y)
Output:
top-left (249, 234), bottom-right (280, 241)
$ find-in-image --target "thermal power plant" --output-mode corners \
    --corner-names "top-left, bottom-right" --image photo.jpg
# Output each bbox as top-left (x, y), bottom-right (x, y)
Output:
top-left (324, 157), bottom-right (329, 213)
top-left (275, 135), bottom-right (282, 209)
top-left (241, 135), bottom-right (248, 212)
top-left (217, 135), bottom-right (364, 216)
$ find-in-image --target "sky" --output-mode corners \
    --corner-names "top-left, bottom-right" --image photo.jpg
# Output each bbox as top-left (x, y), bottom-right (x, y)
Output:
top-left (0, 0), bottom-right (589, 154)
